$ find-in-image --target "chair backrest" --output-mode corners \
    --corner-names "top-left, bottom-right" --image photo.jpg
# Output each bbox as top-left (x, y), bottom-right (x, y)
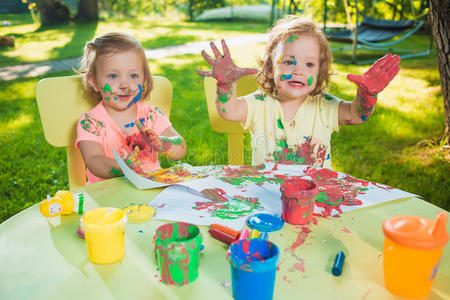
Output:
top-left (203, 74), bottom-right (258, 165)
top-left (35, 75), bottom-right (173, 189)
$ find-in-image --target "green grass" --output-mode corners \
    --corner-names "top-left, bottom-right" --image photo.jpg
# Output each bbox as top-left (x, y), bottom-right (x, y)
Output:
top-left (0, 13), bottom-right (266, 67)
top-left (0, 15), bottom-right (448, 223)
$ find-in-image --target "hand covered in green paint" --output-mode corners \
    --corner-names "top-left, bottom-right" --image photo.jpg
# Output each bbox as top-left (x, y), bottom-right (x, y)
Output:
top-left (347, 53), bottom-right (401, 101)
top-left (197, 39), bottom-right (258, 91)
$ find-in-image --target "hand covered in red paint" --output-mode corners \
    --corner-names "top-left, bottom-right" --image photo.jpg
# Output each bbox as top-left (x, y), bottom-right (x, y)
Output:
top-left (197, 39), bottom-right (258, 91)
top-left (135, 123), bottom-right (162, 152)
top-left (347, 54), bottom-right (401, 101)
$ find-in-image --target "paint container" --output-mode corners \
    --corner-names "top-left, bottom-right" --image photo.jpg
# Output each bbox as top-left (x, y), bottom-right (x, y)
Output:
top-left (81, 207), bottom-right (127, 264)
top-left (280, 178), bottom-right (318, 225)
top-left (246, 213), bottom-right (284, 240)
top-left (228, 239), bottom-right (279, 300)
top-left (382, 212), bottom-right (448, 298)
top-left (153, 222), bottom-right (202, 286)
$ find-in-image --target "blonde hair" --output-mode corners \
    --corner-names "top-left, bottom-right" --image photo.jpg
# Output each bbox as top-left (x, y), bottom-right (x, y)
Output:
top-left (257, 16), bottom-right (332, 98)
top-left (77, 32), bottom-right (152, 101)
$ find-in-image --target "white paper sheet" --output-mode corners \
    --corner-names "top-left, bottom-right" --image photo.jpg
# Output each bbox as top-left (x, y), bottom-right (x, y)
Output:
top-left (148, 164), bottom-right (418, 230)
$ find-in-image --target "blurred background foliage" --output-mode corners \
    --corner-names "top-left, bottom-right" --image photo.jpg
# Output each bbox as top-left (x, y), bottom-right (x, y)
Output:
top-left (15, 0), bottom-right (430, 27)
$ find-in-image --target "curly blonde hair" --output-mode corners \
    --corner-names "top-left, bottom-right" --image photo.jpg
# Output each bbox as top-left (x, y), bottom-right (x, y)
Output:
top-left (77, 32), bottom-right (152, 101)
top-left (257, 16), bottom-right (332, 98)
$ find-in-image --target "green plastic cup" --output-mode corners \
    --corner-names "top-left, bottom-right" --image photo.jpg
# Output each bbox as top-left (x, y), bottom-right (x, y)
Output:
top-left (153, 222), bottom-right (202, 286)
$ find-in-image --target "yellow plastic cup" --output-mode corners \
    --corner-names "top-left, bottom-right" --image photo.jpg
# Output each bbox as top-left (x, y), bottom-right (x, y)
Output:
top-left (81, 207), bottom-right (127, 264)
top-left (382, 212), bottom-right (448, 298)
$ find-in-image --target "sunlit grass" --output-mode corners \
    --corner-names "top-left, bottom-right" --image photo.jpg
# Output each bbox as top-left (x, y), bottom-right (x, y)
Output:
top-left (0, 13), bottom-right (267, 67)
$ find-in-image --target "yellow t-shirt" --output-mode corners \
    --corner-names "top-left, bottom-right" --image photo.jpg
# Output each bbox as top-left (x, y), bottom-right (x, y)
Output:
top-left (243, 91), bottom-right (342, 168)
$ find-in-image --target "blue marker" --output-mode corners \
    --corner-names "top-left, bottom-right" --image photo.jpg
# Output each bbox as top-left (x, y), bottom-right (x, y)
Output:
top-left (332, 251), bottom-right (345, 276)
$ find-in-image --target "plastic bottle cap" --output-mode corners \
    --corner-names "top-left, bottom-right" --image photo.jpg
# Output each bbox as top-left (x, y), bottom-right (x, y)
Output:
top-left (382, 212), bottom-right (448, 249)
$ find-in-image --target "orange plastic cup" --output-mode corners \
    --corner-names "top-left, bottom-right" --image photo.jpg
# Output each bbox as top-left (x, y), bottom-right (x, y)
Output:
top-left (382, 212), bottom-right (448, 298)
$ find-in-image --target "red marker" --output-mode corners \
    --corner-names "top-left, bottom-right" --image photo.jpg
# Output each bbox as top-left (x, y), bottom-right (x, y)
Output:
top-left (209, 224), bottom-right (241, 245)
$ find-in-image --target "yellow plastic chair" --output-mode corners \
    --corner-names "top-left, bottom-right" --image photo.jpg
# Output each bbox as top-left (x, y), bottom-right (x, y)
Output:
top-left (35, 75), bottom-right (173, 189)
top-left (203, 74), bottom-right (258, 165)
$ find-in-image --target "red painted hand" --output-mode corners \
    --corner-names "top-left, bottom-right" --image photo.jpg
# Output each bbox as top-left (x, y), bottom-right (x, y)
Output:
top-left (347, 53), bottom-right (401, 101)
top-left (197, 39), bottom-right (258, 90)
top-left (134, 122), bottom-right (162, 152)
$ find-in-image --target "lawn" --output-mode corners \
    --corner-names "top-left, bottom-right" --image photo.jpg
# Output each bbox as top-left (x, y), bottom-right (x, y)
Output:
top-left (0, 14), bottom-right (448, 223)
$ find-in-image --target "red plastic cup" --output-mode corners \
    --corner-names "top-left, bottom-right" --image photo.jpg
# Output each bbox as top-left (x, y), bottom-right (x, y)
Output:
top-left (280, 178), bottom-right (318, 225)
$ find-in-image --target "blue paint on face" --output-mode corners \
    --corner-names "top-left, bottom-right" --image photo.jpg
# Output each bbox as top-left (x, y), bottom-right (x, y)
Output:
top-left (127, 84), bottom-right (143, 108)
top-left (280, 73), bottom-right (293, 81)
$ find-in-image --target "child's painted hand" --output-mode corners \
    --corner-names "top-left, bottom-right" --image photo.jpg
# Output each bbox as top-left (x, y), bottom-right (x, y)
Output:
top-left (197, 39), bottom-right (258, 91)
top-left (347, 53), bottom-right (401, 100)
top-left (125, 146), bottom-right (145, 174)
top-left (135, 123), bottom-right (162, 152)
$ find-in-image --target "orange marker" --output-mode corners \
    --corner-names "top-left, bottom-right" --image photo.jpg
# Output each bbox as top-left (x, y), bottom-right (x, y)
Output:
top-left (210, 223), bottom-right (241, 240)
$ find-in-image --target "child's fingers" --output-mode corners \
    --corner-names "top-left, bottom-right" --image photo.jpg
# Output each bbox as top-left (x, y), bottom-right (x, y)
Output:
top-left (221, 39), bottom-right (231, 58)
top-left (210, 41), bottom-right (222, 59)
top-left (346, 73), bottom-right (363, 85)
top-left (373, 53), bottom-right (392, 70)
top-left (201, 50), bottom-right (215, 65)
top-left (197, 69), bottom-right (213, 77)
top-left (240, 67), bottom-right (259, 76)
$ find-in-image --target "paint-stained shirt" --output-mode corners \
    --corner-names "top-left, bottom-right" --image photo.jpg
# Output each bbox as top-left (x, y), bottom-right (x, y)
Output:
top-left (242, 91), bottom-right (342, 168)
top-left (75, 101), bottom-right (171, 184)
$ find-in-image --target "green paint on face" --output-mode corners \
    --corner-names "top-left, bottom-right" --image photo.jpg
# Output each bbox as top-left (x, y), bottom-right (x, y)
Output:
top-left (222, 108), bottom-right (226, 113)
top-left (308, 76), bottom-right (313, 86)
top-left (105, 97), bottom-right (110, 101)
top-left (286, 35), bottom-right (299, 43)
top-left (103, 84), bottom-right (112, 93)
top-left (277, 118), bottom-right (284, 129)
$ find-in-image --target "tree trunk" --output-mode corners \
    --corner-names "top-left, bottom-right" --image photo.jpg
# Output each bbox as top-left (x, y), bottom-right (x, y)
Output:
top-left (429, 0), bottom-right (450, 143)
top-left (77, 0), bottom-right (98, 22)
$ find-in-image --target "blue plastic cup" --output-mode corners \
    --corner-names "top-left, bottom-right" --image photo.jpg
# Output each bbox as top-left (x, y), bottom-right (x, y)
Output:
top-left (228, 239), bottom-right (280, 300)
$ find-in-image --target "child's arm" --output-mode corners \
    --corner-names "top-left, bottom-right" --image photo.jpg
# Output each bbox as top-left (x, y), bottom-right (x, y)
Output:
top-left (136, 123), bottom-right (186, 160)
top-left (197, 39), bottom-right (258, 122)
top-left (338, 54), bottom-right (401, 125)
top-left (79, 141), bottom-right (124, 179)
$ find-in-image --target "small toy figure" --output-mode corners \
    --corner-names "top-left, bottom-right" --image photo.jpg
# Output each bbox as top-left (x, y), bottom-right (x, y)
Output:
top-left (39, 190), bottom-right (84, 217)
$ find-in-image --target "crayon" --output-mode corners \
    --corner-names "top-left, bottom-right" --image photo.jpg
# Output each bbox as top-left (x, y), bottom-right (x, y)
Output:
top-left (208, 228), bottom-right (237, 245)
top-left (210, 223), bottom-right (241, 240)
top-left (238, 228), bottom-right (249, 241)
top-left (259, 231), bottom-right (269, 240)
top-left (332, 251), bottom-right (345, 276)
top-left (249, 229), bottom-right (260, 238)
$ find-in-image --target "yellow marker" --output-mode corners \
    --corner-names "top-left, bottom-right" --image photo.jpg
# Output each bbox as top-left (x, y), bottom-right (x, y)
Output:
top-left (122, 204), bottom-right (156, 222)
top-left (249, 229), bottom-right (260, 239)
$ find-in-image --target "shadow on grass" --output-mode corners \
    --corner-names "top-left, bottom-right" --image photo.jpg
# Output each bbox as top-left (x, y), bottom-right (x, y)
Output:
top-left (49, 21), bottom-right (98, 61)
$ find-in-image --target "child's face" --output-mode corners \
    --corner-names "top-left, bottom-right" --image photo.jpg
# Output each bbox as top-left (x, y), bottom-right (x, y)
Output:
top-left (272, 34), bottom-right (320, 102)
top-left (89, 50), bottom-right (145, 111)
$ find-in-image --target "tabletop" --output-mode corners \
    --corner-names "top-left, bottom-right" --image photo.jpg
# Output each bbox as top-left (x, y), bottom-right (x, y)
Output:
top-left (0, 177), bottom-right (449, 300)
